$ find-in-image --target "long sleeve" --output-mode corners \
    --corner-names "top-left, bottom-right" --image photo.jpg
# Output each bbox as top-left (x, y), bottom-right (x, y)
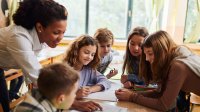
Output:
top-left (127, 73), bottom-right (145, 85)
top-left (7, 29), bottom-right (41, 83)
top-left (138, 89), bottom-right (161, 98)
top-left (130, 61), bottom-right (188, 111)
top-left (79, 66), bottom-right (111, 90)
top-left (94, 70), bottom-right (111, 90)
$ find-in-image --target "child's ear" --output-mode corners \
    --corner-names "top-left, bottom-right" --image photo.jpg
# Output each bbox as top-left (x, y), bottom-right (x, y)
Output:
top-left (57, 94), bottom-right (65, 104)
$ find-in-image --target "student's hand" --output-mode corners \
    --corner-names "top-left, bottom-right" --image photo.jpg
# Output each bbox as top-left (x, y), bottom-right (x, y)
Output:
top-left (115, 88), bottom-right (133, 101)
top-left (72, 101), bottom-right (103, 112)
top-left (76, 86), bottom-right (91, 99)
top-left (107, 68), bottom-right (118, 79)
top-left (123, 81), bottom-right (134, 89)
top-left (121, 74), bottom-right (128, 83)
top-left (89, 85), bottom-right (103, 93)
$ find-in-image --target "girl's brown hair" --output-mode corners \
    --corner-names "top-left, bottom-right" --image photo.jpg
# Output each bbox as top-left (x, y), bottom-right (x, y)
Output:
top-left (63, 35), bottom-right (100, 69)
top-left (122, 26), bottom-right (149, 75)
top-left (139, 30), bottom-right (179, 84)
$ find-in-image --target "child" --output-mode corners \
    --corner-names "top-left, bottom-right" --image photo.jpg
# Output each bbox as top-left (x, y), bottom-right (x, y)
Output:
top-left (63, 35), bottom-right (111, 98)
top-left (115, 30), bottom-right (200, 111)
top-left (63, 35), bottom-right (109, 111)
top-left (93, 28), bottom-right (118, 79)
top-left (121, 27), bottom-right (149, 89)
top-left (14, 63), bottom-right (79, 111)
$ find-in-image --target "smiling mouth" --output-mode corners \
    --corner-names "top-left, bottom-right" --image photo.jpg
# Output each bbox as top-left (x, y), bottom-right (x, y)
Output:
top-left (84, 60), bottom-right (91, 62)
top-left (55, 42), bottom-right (60, 45)
top-left (133, 52), bottom-right (139, 54)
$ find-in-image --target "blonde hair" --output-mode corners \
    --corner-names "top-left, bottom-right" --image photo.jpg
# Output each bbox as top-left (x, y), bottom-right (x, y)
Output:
top-left (93, 28), bottom-right (114, 44)
top-left (139, 30), bottom-right (179, 84)
top-left (63, 35), bottom-right (100, 69)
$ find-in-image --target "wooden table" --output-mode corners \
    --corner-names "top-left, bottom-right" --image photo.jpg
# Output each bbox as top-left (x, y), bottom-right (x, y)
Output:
top-left (81, 80), bottom-right (159, 112)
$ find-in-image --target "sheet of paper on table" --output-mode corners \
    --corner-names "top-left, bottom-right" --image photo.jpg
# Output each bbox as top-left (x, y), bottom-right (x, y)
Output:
top-left (84, 80), bottom-right (122, 102)
top-left (84, 90), bottom-right (117, 102)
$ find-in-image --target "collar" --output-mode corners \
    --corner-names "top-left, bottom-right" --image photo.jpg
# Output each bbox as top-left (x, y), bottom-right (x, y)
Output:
top-left (28, 27), bottom-right (45, 51)
top-left (40, 98), bottom-right (57, 112)
top-left (32, 89), bottom-right (57, 112)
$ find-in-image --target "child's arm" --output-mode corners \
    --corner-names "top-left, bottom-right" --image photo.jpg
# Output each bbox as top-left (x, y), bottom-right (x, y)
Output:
top-left (95, 70), bottom-right (111, 90)
top-left (88, 85), bottom-right (103, 93)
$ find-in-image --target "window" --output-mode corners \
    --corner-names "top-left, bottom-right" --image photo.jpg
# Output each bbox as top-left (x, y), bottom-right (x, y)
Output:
top-left (56, 0), bottom-right (86, 37)
top-left (184, 0), bottom-right (200, 43)
top-left (89, 0), bottom-right (127, 38)
top-left (57, 0), bottom-right (165, 39)
top-left (131, 0), bottom-right (164, 33)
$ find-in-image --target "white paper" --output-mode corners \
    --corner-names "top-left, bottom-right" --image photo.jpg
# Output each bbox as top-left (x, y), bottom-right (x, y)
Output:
top-left (84, 80), bottom-right (122, 101)
top-left (84, 90), bottom-right (117, 101)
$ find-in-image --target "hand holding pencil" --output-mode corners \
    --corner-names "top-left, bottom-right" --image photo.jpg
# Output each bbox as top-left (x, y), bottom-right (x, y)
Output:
top-left (106, 67), bottom-right (118, 79)
top-left (76, 86), bottom-right (91, 99)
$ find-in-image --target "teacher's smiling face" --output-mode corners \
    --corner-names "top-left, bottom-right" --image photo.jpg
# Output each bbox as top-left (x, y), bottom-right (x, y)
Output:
top-left (37, 20), bottom-right (67, 48)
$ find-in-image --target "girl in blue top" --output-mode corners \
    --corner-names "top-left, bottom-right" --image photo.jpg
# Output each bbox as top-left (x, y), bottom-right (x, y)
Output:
top-left (121, 27), bottom-right (149, 89)
top-left (63, 35), bottom-right (110, 111)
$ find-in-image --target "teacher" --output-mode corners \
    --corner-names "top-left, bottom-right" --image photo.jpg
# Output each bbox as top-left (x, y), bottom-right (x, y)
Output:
top-left (0, 0), bottom-right (67, 111)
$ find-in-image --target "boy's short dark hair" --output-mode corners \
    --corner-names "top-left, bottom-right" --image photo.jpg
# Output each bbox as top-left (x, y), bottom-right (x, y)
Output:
top-left (38, 63), bottom-right (79, 100)
top-left (94, 28), bottom-right (114, 45)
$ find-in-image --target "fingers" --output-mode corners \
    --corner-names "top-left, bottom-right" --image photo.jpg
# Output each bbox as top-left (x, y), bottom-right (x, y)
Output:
top-left (115, 88), bottom-right (128, 94)
top-left (82, 91), bottom-right (89, 97)
top-left (115, 90), bottom-right (123, 99)
top-left (83, 87), bottom-right (91, 93)
top-left (77, 87), bottom-right (91, 98)
top-left (121, 75), bottom-right (128, 83)
top-left (109, 68), bottom-right (118, 77)
top-left (80, 86), bottom-right (91, 93)
top-left (115, 89), bottom-right (124, 95)
top-left (84, 101), bottom-right (103, 111)
top-left (123, 81), bottom-right (133, 89)
top-left (92, 102), bottom-right (103, 111)
top-left (115, 89), bottom-right (132, 101)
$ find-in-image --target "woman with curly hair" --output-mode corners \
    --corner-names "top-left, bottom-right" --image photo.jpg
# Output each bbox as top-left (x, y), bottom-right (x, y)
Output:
top-left (0, 0), bottom-right (67, 111)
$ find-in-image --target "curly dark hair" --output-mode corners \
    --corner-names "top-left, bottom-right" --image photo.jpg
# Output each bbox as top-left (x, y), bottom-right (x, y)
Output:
top-left (13, 0), bottom-right (67, 29)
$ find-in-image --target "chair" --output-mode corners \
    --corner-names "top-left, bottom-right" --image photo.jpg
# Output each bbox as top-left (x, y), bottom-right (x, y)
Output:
top-left (190, 93), bottom-right (200, 112)
top-left (4, 69), bottom-right (26, 109)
